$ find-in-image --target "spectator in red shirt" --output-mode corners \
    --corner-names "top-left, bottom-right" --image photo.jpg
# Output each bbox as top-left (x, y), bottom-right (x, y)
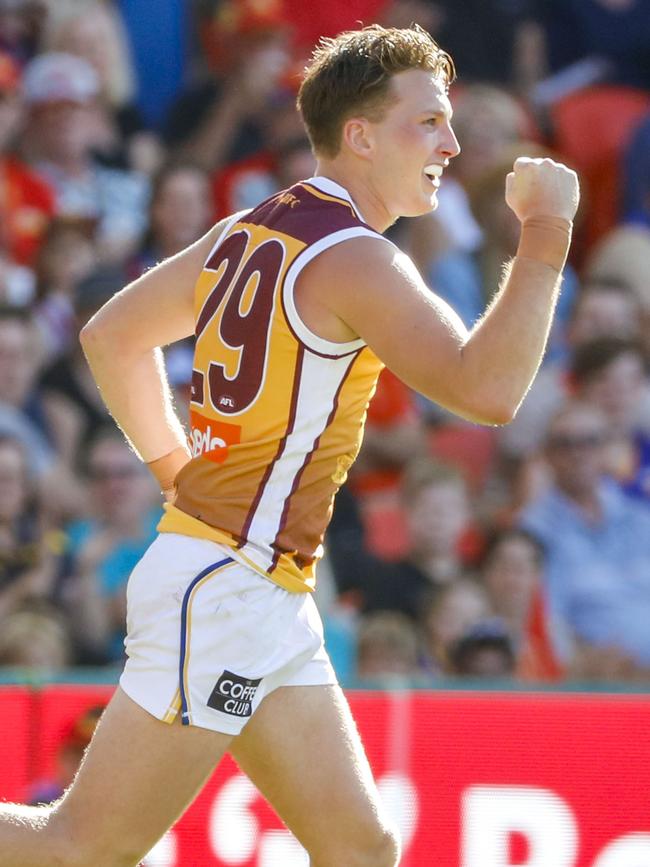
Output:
top-left (0, 50), bottom-right (55, 267)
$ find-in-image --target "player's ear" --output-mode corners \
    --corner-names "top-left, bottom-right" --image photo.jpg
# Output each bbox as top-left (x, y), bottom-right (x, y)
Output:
top-left (342, 117), bottom-right (374, 158)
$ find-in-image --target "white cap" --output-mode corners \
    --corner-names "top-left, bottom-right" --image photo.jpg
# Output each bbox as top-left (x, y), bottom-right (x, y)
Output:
top-left (23, 52), bottom-right (99, 106)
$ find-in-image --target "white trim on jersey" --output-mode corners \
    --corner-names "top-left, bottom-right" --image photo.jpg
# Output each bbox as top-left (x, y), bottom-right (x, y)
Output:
top-left (239, 349), bottom-right (358, 572)
top-left (304, 176), bottom-right (367, 223)
top-left (204, 209), bottom-right (252, 268)
top-left (283, 226), bottom-right (386, 357)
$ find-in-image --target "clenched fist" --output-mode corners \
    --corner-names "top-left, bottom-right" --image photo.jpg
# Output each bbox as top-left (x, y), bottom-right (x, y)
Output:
top-left (506, 157), bottom-right (580, 224)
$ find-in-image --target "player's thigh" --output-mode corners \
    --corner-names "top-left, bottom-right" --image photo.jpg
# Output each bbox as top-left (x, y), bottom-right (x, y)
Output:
top-left (50, 687), bottom-right (232, 865)
top-left (230, 683), bottom-right (396, 858)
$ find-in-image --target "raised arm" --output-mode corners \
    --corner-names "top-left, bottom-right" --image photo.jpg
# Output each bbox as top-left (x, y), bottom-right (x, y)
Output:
top-left (307, 158), bottom-right (579, 426)
top-left (79, 219), bottom-right (229, 493)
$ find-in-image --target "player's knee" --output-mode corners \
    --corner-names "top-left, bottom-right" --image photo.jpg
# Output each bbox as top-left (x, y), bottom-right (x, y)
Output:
top-left (49, 837), bottom-right (142, 867)
top-left (47, 812), bottom-right (142, 867)
top-left (362, 824), bottom-right (401, 867)
top-left (313, 821), bottom-right (401, 867)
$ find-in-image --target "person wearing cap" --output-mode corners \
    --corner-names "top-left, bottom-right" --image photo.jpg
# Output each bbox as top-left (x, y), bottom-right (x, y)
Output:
top-left (0, 49), bottom-right (55, 266)
top-left (448, 617), bottom-right (517, 678)
top-left (20, 52), bottom-right (148, 264)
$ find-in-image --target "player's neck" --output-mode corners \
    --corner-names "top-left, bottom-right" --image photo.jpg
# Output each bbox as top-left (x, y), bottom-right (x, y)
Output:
top-left (313, 160), bottom-right (393, 234)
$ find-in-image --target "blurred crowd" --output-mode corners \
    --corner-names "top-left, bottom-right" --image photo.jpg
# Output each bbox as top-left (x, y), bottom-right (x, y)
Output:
top-left (1, 0), bottom-right (650, 687)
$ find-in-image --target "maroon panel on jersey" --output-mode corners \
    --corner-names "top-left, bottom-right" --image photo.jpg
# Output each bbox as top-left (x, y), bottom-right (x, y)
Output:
top-left (242, 183), bottom-right (378, 246)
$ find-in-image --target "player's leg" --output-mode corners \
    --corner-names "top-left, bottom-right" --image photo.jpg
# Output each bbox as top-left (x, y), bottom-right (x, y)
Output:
top-left (0, 687), bottom-right (232, 867)
top-left (230, 683), bottom-right (401, 867)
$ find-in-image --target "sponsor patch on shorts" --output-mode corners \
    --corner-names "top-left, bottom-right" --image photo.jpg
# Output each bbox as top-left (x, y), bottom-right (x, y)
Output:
top-left (207, 670), bottom-right (262, 717)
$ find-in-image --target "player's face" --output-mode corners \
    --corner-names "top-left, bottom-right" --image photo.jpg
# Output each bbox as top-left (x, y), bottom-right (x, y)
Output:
top-left (367, 68), bottom-right (460, 220)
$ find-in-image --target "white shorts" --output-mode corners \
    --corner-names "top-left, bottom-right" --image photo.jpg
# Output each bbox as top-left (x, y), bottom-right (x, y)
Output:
top-left (119, 533), bottom-right (336, 735)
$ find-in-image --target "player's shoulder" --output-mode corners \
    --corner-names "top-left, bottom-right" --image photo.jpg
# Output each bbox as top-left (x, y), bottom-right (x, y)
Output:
top-left (321, 230), bottom-right (396, 263)
top-left (305, 231), bottom-right (416, 290)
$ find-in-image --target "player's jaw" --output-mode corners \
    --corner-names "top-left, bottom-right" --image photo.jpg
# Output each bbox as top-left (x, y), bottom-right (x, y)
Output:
top-left (393, 158), bottom-right (448, 219)
top-left (365, 157), bottom-right (446, 226)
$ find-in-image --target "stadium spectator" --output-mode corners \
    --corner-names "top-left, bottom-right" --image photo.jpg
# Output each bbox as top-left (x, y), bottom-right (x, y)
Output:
top-left (419, 578), bottom-right (491, 675)
top-left (571, 338), bottom-right (650, 501)
top-left (283, 0), bottom-right (390, 53)
top-left (567, 280), bottom-right (641, 346)
top-left (623, 111), bottom-right (650, 228)
top-left (498, 280), bottom-right (644, 467)
top-left (520, 401), bottom-right (650, 678)
top-left (0, 306), bottom-right (86, 520)
top-left (272, 129), bottom-right (316, 191)
top-left (129, 160), bottom-right (213, 279)
top-left (583, 224), bottom-right (650, 314)
top-left (0, 435), bottom-right (59, 621)
top-left (211, 96), bottom-right (314, 218)
top-left (0, 0), bottom-right (46, 67)
top-left (331, 459), bottom-right (474, 622)
top-left (350, 368), bottom-right (428, 502)
top-left (31, 219), bottom-right (97, 361)
top-left (61, 428), bottom-right (160, 664)
top-left (355, 610), bottom-right (426, 686)
top-left (480, 528), bottom-right (562, 680)
top-left (0, 306), bottom-right (56, 474)
top-left (416, 0), bottom-right (543, 89)
top-left (165, 1), bottom-right (291, 178)
top-left (537, 0), bottom-right (650, 92)
top-left (448, 618), bottom-right (516, 678)
top-left (0, 604), bottom-right (71, 669)
top-left (20, 51), bottom-right (149, 263)
top-left (0, 50), bottom-right (55, 269)
top-left (44, 0), bottom-right (163, 177)
top-left (37, 266), bottom-right (123, 466)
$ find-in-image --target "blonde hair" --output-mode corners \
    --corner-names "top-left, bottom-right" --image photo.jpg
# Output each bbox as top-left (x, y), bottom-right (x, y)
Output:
top-left (400, 456), bottom-right (465, 505)
top-left (584, 226), bottom-right (650, 311)
top-left (357, 611), bottom-right (419, 664)
top-left (298, 24), bottom-right (454, 158)
top-left (44, 0), bottom-right (136, 107)
top-left (0, 608), bottom-right (71, 669)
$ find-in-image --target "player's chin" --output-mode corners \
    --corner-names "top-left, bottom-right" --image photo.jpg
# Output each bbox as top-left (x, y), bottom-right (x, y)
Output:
top-left (403, 191), bottom-right (438, 218)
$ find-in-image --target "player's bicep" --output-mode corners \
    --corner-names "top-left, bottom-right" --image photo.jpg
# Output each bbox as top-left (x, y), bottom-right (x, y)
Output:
top-left (325, 240), bottom-right (469, 402)
top-left (82, 219), bottom-right (229, 352)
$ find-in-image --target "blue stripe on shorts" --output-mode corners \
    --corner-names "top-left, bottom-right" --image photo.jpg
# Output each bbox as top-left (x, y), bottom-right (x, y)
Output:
top-left (179, 556), bottom-right (234, 726)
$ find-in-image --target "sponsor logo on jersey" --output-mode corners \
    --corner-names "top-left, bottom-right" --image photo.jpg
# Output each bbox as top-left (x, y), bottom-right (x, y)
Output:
top-left (189, 410), bottom-right (241, 464)
top-left (207, 670), bottom-right (262, 717)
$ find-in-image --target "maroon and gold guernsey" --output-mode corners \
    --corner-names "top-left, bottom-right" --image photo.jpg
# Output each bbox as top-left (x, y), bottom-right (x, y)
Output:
top-left (158, 176), bottom-right (391, 592)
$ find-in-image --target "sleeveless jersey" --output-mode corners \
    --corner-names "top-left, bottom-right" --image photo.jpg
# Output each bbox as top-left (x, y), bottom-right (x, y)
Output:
top-left (158, 176), bottom-right (388, 592)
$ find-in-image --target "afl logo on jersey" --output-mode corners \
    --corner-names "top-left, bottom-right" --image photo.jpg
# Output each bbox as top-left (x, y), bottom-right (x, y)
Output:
top-left (217, 394), bottom-right (236, 410)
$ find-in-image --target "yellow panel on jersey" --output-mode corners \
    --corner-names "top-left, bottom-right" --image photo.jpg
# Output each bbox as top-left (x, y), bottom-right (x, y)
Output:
top-left (158, 176), bottom-right (387, 592)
